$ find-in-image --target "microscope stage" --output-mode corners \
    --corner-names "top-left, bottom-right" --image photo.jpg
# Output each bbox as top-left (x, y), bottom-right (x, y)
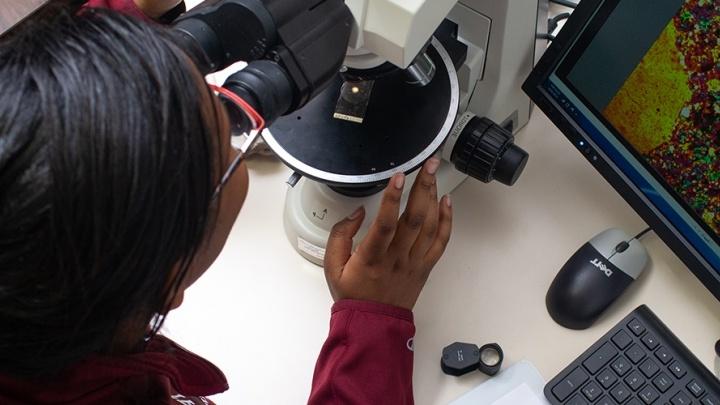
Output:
top-left (265, 38), bottom-right (460, 188)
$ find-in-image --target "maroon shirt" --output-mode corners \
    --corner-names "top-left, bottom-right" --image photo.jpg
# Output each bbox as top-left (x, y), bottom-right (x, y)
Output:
top-left (309, 300), bottom-right (415, 404)
top-left (86, 0), bottom-right (154, 22)
top-left (0, 336), bottom-right (227, 404)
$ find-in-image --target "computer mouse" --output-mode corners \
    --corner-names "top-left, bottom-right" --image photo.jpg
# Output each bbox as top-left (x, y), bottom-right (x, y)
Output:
top-left (546, 228), bottom-right (649, 330)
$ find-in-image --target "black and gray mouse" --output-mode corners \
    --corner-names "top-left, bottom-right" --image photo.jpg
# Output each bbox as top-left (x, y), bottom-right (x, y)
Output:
top-left (546, 228), bottom-right (649, 330)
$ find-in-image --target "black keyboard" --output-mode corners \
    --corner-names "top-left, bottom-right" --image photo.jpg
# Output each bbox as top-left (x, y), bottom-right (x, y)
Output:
top-left (545, 305), bottom-right (720, 405)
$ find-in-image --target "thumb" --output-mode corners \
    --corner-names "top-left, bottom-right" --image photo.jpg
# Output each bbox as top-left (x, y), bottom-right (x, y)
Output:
top-left (324, 207), bottom-right (365, 280)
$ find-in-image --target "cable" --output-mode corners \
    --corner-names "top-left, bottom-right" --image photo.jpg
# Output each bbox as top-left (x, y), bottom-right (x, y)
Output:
top-left (633, 227), bottom-right (653, 240)
top-left (541, 11), bottom-right (571, 43)
top-left (550, 0), bottom-right (578, 8)
top-left (548, 12), bottom-right (571, 34)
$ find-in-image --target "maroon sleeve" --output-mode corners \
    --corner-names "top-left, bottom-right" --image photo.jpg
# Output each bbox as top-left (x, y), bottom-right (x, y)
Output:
top-left (308, 300), bottom-right (415, 405)
top-left (84, 0), bottom-right (152, 21)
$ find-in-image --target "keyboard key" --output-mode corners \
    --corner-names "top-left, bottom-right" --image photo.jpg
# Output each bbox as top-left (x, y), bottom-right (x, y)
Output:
top-left (551, 367), bottom-right (588, 401)
top-left (582, 381), bottom-right (602, 401)
top-left (655, 346), bottom-right (673, 364)
top-left (669, 360), bottom-right (687, 379)
top-left (641, 333), bottom-right (659, 350)
top-left (584, 342), bottom-right (618, 374)
top-left (597, 368), bottom-right (618, 389)
top-left (628, 318), bottom-right (646, 336)
top-left (610, 382), bottom-right (632, 403)
top-left (639, 385), bottom-right (660, 404)
top-left (567, 394), bottom-right (589, 405)
top-left (639, 358), bottom-right (660, 378)
top-left (652, 372), bottom-right (673, 393)
top-left (626, 343), bottom-right (647, 364)
top-left (687, 379), bottom-right (706, 398)
top-left (626, 399), bottom-right (643, 405)
top-left (703, 395), bottom-right (720, 405)
top-left (611, 355), bottom-right (631, 376)
top-left (624, 370), bottom-right (646, 391)
top-left (596, 395), bottom-right (619, 405)
top-left (612, 330), bottom-right (633, 349)
top-left (672, 391), bottom-right (693, 405)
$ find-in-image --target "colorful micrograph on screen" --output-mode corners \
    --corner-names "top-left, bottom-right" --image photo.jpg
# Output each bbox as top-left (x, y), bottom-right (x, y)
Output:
top-left (603, 0), bottom-right (720, 235)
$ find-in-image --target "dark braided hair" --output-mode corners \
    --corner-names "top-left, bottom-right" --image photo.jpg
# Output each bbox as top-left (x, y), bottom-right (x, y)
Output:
top-left (0, 7), bottom-right (221, 375)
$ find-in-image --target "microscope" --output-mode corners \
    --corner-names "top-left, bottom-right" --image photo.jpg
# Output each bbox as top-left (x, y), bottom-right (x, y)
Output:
top-left (272, 1), bottom-right (547, 265)
top-left (172, 0), bottom-right (548, 265)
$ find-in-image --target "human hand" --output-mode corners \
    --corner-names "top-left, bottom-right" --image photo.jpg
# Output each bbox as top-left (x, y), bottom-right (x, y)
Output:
top-left (323, 157), bottom-right (453, 310)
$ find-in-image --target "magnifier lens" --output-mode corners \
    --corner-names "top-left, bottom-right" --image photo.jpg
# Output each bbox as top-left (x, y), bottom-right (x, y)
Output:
top-left (478, 343), bottom-right (504, 376)
top-left (481, 347), bottom-right (501, 366)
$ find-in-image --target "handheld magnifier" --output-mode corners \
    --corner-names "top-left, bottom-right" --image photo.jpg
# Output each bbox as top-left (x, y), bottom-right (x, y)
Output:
top-left (441, 342), bottom-right (504, 377)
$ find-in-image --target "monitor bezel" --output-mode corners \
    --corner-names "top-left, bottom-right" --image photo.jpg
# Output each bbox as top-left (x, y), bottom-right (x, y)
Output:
top-left (522, 0), bottom-right (720, 302)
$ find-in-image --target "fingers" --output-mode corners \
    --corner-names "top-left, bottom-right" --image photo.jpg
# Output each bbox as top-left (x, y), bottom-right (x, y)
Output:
top-left (424, 195), bottom-right (453, 264)
top-left (324, 207), bottom-right (366, 282)
top-left (358, 173), bottom-right (405, 261)
top-left (390, 158), bottom-right (441, 255)
top-left (409, 178), bottom-right (439, 259)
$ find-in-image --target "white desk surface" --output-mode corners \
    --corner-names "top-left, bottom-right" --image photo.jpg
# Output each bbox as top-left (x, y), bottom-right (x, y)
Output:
top-left (164, 108), bottom-right (720, 404)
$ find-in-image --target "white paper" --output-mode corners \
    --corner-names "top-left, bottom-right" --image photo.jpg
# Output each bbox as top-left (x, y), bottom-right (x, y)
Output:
top-left (450, 360), bottom-right (551, 405)
top-left (491, 383), bottom-right (546, 405)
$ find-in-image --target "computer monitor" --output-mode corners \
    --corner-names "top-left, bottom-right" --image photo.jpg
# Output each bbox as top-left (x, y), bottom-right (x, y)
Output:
top-left (523, 0), bottom-right (720, 301)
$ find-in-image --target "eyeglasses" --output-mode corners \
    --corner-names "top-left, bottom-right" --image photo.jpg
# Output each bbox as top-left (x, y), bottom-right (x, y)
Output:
top-left (209, 84), bottom-right (265, 201)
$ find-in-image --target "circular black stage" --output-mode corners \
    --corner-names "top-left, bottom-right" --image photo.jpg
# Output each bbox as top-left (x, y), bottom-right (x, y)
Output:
top-left (264, 38), bottom-right (459, 187)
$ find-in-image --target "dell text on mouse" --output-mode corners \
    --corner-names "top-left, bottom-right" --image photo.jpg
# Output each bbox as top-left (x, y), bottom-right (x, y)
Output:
top-left (546, 228), bottom-right (649, 330)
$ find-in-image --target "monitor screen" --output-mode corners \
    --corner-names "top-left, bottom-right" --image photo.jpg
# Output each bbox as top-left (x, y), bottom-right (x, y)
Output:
top-left (523, 0), bottom-right (720, 299)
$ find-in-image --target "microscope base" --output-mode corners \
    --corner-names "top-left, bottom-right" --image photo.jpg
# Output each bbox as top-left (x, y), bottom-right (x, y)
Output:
top-left (283, 161), bottom-right (467, 266)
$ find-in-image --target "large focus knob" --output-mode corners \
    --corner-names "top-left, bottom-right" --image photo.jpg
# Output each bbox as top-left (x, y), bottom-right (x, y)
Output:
top-left (451, 116), bottom-right (529, 186)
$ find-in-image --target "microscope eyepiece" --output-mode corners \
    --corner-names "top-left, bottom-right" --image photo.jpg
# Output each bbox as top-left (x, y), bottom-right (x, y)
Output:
top-left (223, 60), bottom-right (294, 131)
top-left (172, 0), bottom-right (354, 128)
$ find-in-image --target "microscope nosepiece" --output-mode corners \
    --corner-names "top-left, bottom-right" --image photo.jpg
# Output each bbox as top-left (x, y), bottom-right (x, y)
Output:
top-left (404, 51), bottom-right (436, 87)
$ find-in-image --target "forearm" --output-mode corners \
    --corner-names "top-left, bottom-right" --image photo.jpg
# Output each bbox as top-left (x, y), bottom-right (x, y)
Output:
top-left (308, 300), bottom-right (416, 405)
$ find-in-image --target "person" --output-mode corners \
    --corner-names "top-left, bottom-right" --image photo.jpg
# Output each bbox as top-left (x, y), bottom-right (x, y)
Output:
top-left (0, 2), bottom-right (453, 404)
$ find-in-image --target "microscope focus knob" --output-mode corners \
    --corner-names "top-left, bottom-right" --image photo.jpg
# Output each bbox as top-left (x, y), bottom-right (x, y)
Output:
top-left (450, 116), bottom-right (529, 186)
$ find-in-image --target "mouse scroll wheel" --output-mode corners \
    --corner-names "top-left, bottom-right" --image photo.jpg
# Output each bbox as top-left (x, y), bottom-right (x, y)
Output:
top-left (615, 241), bottom-right (630, 253)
